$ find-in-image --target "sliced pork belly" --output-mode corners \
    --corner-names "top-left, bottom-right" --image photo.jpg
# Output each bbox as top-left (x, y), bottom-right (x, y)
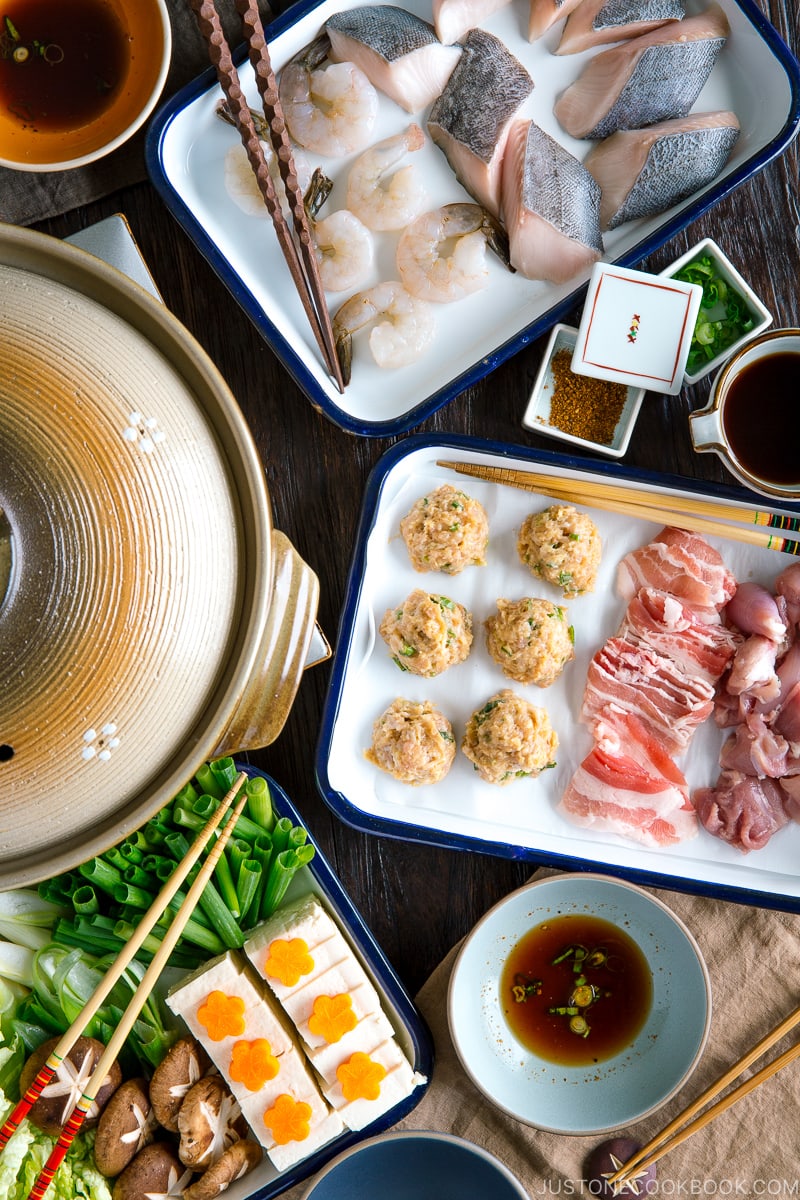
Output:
top-left (428, 28), bottom-right (534, 217)
top-left (618, 587), bottom-right (740, 684)
top-left (585, 111), bottom-right (740, 230)
top-left (582, 635), bottom-right (716, 756)
top-left (693, 771), bottom-right (790, 852)
top-left (560, 708), bottom-right (696, 846)
top-left (553, 5), bottom-right (729, 139)
top-left (528, 0), bottom-right (584, 41)
top-left (433, 0), bottom-right (512, 46)
top-left (616, 527), bottom-right (737, 611)
top-left (326, 6), bottom-right (462, 113)
top-left (500, 119), bottom-right (602, 283)
top-left (556, 0), bottom-right (685, 56)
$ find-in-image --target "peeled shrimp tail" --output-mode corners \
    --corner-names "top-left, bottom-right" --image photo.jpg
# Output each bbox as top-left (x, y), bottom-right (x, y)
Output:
top-left (333, 281), bottom-right (435, 382)
top-left (304, 166), bottom-right (335, 220)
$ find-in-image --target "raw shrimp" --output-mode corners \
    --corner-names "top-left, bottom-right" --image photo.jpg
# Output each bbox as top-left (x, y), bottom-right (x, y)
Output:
top-left (396, 202), bottom-right (511, 302)
top-left (304, 168), bottom-right (375, 293)
top-left (223, 141), bottom-right (312, 219)
top-left (332, 281), bottom-right (436, 383)
top-left (345, 124), bottom-right (428, 232)
top-left (278, 35), bottom-right (379, 158)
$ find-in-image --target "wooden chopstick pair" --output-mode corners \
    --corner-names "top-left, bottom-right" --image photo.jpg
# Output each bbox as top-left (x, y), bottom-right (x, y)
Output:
top-left (437, 461), bottom-right (800, 557)
top-left (187, 0), bottom-right (345, 393)
top-left (0, 771), bottom-right (249, 1200)
top-left (607, 1003), bottom-right (800, 1189)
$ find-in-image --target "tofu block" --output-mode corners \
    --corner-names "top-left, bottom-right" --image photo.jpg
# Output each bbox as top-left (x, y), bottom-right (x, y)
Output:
top-left (285, 971), bottom-right (384, 1050)
top-left (244, 894), bottom-right (360, 1003)
top-left (267, 1109), bottom-right (345, 1172)
top-left (305, 1010), bottom-right (396, 1084)
top-left (166, 950), bottom-right (294, 1059)
top-left (321, 1039), bottom-right (427, 1131)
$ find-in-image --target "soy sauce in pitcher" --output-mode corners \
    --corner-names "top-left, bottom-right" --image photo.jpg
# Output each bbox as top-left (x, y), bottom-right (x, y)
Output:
top-left (0, 0), bottom-right (129, 132)
top-left (721, 352), bottom-right (800, 485)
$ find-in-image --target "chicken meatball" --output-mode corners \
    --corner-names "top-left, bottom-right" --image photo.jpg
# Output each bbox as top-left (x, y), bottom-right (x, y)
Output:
top-left (365, 698), bottom-right (456, 785)
top-left (380, 589), bottom-right (473, 677)
top-left (400, 484), bottom-right (489, 574)
top-left (462, 689), bottom-right (558, 785)
top-left (517, 504), bottom-right (601, 598)
top-left (485, 597), bottom-right (574, 686)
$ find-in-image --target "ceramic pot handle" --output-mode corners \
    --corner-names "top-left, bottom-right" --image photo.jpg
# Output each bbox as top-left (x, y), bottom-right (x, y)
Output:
top-left (688, 407), bottom-right (726, 454)
top-left (212, 531), bottom-right (320, 753)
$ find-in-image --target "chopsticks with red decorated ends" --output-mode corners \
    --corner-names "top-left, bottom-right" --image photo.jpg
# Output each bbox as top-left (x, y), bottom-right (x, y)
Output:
top-left (436, 461), bottom-right (800, 556)
top-left (187, 0), bottom-right (345, 394)
top-left (23, 780), bottom-right (250, 1200)
top-left (0, 772), bottom-right (246, 1152)
top-left (607, 1003), bottom-right (800, 1189)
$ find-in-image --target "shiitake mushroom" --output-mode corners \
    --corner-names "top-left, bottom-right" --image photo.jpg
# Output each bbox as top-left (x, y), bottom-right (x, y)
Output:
top-left (19, 1035), bottom-right (122, 1136)
top-left (94, 1078), bottom-right (158, 1177)
top-left (584, 1137), bottom-right (657, 1197)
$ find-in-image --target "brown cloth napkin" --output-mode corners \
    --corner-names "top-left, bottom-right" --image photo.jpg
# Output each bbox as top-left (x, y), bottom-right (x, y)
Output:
top-left (284, 869), bottom-right (800, 1200)
top-left (0, 0), bottom-right (279, 226)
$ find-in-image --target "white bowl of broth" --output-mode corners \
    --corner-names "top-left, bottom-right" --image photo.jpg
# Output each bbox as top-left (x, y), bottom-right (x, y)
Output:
top-left (0, 0), bottom-right (171, 171)
top-left (689, 328), bottom-right (800, 499)
top-left (448, 873), bottom-right (711, 1135)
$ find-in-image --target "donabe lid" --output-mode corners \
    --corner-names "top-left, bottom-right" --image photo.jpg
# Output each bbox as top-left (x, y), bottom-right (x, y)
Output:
top-left (0, 223), bottom-right (273, 887)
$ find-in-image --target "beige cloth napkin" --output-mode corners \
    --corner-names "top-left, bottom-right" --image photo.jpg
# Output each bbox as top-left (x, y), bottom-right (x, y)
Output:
top-left (286, 869), bottom-right (800, 1199)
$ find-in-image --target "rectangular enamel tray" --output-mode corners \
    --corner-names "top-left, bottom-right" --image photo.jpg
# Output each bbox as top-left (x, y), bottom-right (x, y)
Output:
top-left (168, 767), bottom-right (433, 1200)
top-left (315, 435), bottom-right (800, 913)
top-left (145, 0), bottom-right (800, 438)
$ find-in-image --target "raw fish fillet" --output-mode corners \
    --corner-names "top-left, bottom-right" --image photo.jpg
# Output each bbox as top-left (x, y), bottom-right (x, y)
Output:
top-left (528, 0), bottom-right (583, 42)
top-left (500, 119), bottom-right (602, 283)
top-left (585, 111), bottom-right (740, 230)
top-left (428, 28), bottom-right (534, 217)
top-left (553, 4), bottom-right (729, 139)
top-left (326, 6), bottom-right (462, 113)
top-left (556, 0), bottom-right (685, 55)
top-left (434, 0), bottom-right (512, 46)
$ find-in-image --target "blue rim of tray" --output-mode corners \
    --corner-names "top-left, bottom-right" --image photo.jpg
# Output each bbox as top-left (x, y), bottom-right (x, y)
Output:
top-left (313, 432), bottom-right (800, 917)
top-left (145, 0), bottom-right (800, 439)
top-left (232, 764), bottom-right (434, 1199)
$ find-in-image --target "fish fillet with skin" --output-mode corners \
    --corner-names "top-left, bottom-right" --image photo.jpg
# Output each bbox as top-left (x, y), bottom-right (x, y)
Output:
top-left (556, 0), bottom-right (685, 55)
top-left (585, 110), bottom-right (740, 230)
top-left (428, 28), bottom-right (534, 217)
top-left (433, 0), bottom-right (513, 46)
top-left (528, 0), bottom-right (584, 42)
top-left (326, 5), bottom-right (462, 114)
top-left (554, 4), bottom-right (729, 139)
top-left (500, 118), bottom-right (602, 283)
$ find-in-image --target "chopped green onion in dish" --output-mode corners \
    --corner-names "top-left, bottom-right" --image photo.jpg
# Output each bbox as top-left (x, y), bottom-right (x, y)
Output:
top-left (673, 253), bottom-right (756, 374)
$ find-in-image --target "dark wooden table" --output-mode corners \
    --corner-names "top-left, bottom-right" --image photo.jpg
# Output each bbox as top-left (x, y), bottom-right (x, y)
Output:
top-left (32, 0), bottom-right (799, 998)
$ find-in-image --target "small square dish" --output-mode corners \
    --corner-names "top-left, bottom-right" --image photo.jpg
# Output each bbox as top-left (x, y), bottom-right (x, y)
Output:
top-left (522, 323), bottom-right (644, 458)
top-left (660, 237), bottom-right (774, 384)
top-left (572, 262), bottom-right (703, 395)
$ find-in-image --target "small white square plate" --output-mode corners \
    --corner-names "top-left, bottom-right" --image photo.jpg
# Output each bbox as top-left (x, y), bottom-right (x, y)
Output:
top-left (572, 262), bottom-right (703, 395)
top-left (522, 323), bottom-right (644, 458)
top-left (660, 237), bottom-right (773, 384)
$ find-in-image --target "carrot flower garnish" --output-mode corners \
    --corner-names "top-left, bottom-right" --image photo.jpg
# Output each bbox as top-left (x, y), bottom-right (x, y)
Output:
top-left (229, 1038), bottom-right (280, 1091)
top-left (336, 1051), bottom-right (387, 1102)
top-left (196, 990), bottom-right (246, 1041)
top-left (262, 1093), bottom-right (313, 1144)
top-left (307, 992), bottom-right (358, 1044)
top-left (264, 937), bottom-right (314, 987)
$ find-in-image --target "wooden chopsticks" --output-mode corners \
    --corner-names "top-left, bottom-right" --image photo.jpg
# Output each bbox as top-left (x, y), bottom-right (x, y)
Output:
top-left (437, 461), bottom-right (800, 557)
top-left (0, 772), bottom-right (248, 1199)
top-left (608, 1003), bottom-right (800, 1189)
top-left (187, 0), bottom-right (345, 393)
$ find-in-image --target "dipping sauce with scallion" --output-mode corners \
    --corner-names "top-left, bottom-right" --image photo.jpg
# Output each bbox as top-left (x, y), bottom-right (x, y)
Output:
top-left (500, 914), bottom-right (653, 1066)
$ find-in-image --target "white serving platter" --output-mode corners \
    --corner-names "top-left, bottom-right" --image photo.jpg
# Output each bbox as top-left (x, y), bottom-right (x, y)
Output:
top-left (146, 0), bottom-right (800, 437)
top-left (315, 434), bottom-right (800, 912)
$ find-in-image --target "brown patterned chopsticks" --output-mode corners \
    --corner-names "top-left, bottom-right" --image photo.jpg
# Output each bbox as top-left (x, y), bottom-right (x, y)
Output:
top-left (187, 0), bottom-right (345, 392)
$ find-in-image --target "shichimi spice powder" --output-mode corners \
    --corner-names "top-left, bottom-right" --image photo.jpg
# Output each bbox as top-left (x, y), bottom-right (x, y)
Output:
top-left (548, 349), bottom-right (629, 445)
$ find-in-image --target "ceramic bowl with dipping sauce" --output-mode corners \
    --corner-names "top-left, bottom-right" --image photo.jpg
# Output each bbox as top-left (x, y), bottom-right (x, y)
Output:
top-left (0, 0), bottom-right (171, 171)
top-left (300, 1131), bottom-right (529, 1200)
top-left (688, 327), bottom-right (800, 499)
top-left (448, 873), bottom-right (711, 1135)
